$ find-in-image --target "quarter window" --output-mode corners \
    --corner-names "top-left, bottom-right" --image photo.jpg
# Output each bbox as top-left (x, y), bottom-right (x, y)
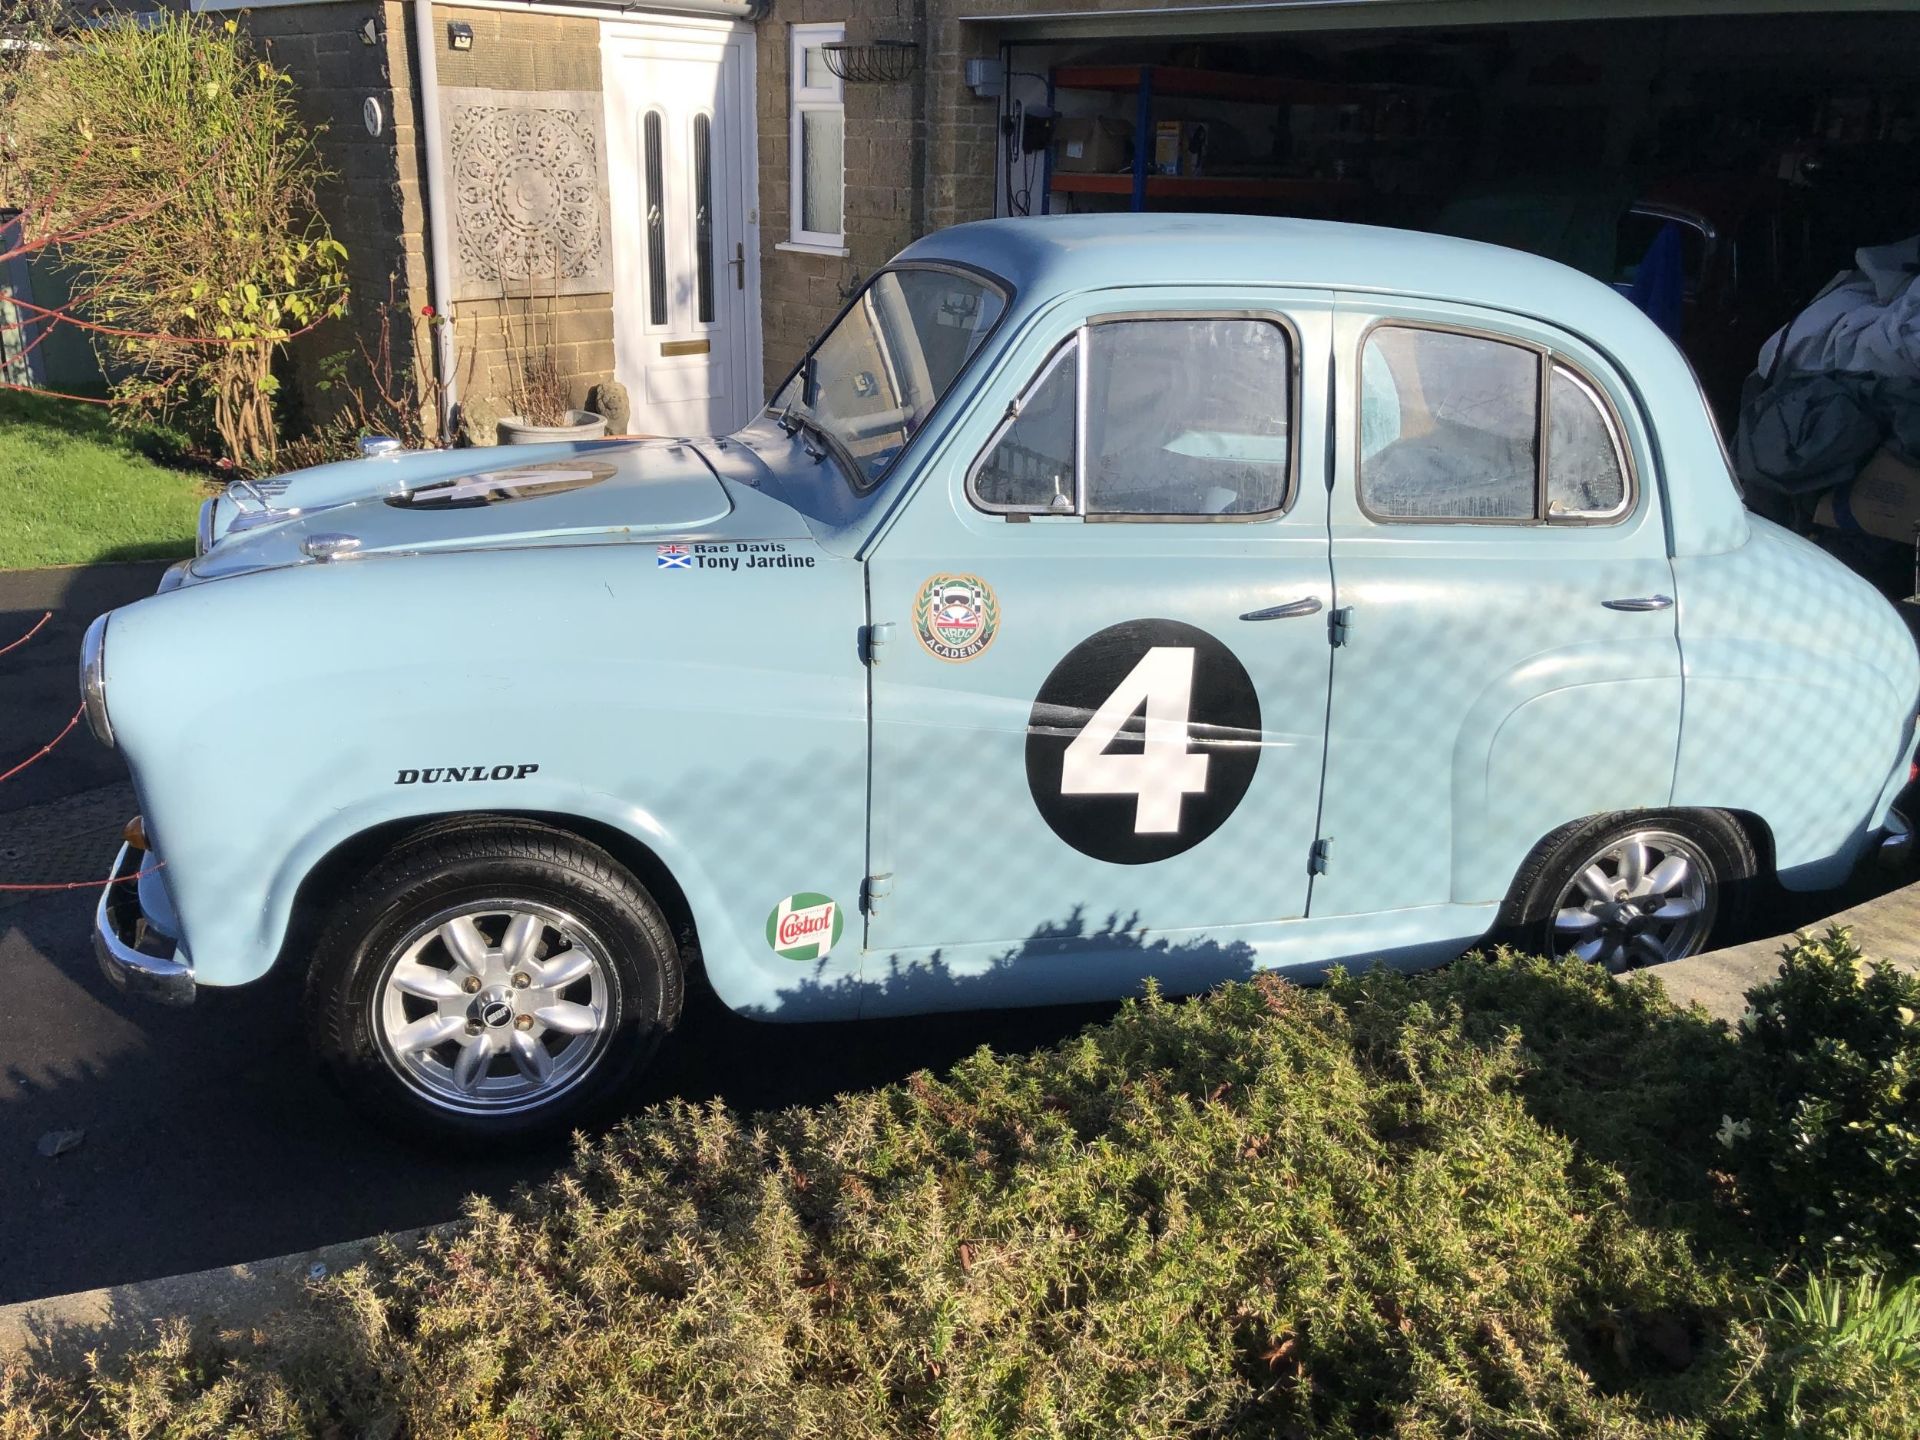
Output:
top-left (973, 343), bottom-right (1077, 512)
top-left (1547, 364), bottom-right (1627, 516)
top-left (970, 316), bottom-right (1294, 519)
top-left (1359, 324), bottom-right (1631, 523)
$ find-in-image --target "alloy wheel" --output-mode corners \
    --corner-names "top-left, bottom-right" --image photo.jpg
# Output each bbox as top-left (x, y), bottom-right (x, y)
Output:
top-left (372, 900), bottom-right (613, 1114)
top-left (1550, 829), bottom-right (1717, 971)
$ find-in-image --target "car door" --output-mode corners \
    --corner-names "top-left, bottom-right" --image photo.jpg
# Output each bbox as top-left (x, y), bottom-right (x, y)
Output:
top-left (863, 289), bottom-right (1337, 1014)
top-left (1314, 295), bottom-right (1684, 926)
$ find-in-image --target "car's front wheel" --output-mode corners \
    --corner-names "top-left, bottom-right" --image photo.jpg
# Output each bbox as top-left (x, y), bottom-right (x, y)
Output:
top-left (1503, 810), bottom-right (1756, 972)
top-left (304, 822), bottom-right (682, 1148)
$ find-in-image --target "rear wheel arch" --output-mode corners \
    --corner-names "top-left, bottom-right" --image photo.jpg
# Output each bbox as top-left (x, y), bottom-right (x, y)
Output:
top-left (1496, 805), bottom-right (1761, 963)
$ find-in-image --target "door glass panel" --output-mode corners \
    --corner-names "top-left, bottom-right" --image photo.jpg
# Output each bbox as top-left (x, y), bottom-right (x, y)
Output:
top-left (1359, 327), bottom-right (1539, 520)
top-left (693, 113), bottom-right (715, 325)
top-left (1547, 363), bottom-right (1626, 516)
top-left (643, 111), bottom-right (667, 327)
top-left (1084, 318), bottom-right (1291, 516)
top-left (973, 343), bottom-right (1077, 512)
top-left (800, 108), bottom-right (844, 235)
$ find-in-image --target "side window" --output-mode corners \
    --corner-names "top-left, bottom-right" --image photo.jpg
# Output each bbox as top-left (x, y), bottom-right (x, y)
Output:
top-left (1360, 324), bottom-right (1634, 525)
top-left (1360, 327), bottom-right (1538, 520)
top-left (974, 342), bottom-right (1077, 513)
top-left (1084, 318), bottom-right (1291, 516)
top-left (968, 315), bottom-right (1294, 520)
top-left (1547, 364), bottom-right (1627, 516)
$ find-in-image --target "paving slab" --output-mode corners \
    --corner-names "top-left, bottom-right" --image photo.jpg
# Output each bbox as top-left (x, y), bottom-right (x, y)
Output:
top-left (0, 1226), bottom-right (442, 1367)
top-left (1646, 875), bottom-right (1920, 1022)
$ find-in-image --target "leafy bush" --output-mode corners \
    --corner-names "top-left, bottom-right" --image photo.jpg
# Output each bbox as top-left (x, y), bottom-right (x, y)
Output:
top-left (0, 960), bottom-right (1763, 1439)
top-left (7, 14), bottom-right (348, 469)
top-left (262, 284), bottom-right (463, 477)
top-left (1729, 927), bottom-right (1920, 1269)
top-left (4, 947), bottom-right (1916, 1439)
top-left (1753, 1270), bottom-right (1920, 1437)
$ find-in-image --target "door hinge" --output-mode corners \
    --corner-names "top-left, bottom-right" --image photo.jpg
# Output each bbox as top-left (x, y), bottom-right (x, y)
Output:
top-left (860, 621), bottom-right (895, 666)
top-left (1327, 607), bottom-right (1353, 648)
top-left (1308, 838), bottom-right (1332, 876)
top-left (861, 872), bottom-right (894, 914)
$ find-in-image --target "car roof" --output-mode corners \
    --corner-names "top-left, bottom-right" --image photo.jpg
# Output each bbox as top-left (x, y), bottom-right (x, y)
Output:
top-left (897, 212), bottom-right (1643, 324)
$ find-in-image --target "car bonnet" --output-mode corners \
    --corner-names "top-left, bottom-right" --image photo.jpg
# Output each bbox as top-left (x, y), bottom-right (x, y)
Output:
top-left (190, 438), bottom-right (781, 580)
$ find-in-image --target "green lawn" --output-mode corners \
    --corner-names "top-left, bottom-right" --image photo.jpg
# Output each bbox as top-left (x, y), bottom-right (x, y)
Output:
top-left (0, 391), bottom-right (210, 570)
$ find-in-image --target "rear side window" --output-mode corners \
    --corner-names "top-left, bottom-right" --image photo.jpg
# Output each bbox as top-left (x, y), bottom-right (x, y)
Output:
top-left (1359, 324), bottom-right (1631, 524)
top-left (970, 315), bottom-right (1294, 519)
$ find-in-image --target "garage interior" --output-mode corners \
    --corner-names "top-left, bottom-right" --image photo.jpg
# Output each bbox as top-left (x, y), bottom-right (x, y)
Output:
top-left (986, 5), bottom-right (1920, 600)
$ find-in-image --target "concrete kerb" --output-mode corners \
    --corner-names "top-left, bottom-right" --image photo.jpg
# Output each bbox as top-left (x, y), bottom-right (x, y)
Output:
top-left (0, 1225), bottom-right (451, 1370)
top-left (1642, 875), bottom-right (1920, 1023)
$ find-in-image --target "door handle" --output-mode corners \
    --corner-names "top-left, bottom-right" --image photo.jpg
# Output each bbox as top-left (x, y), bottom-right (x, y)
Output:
top-left (1601, 594), bottom-right (1674, 612)
top-left (728, 242), bottom-right (745, 290)
top-left (1240, 596), bottom-right (1323, 622)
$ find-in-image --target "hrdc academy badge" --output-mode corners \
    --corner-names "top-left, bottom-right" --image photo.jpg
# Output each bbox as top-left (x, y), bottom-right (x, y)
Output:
top-left (913, 573), bottom-right (1000, 662)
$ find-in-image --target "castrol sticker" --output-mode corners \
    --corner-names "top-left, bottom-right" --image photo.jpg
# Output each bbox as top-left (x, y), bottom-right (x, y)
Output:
top-left (765, 892), bottom-right (844, 962)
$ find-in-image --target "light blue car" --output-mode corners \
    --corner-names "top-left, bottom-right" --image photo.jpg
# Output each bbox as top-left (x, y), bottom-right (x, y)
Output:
top-left (86, 215), bottom-right (1918, 1145)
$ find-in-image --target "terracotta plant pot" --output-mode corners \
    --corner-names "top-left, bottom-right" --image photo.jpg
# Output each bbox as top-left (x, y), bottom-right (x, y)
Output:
top-left (496, 410), bottom-right (608, 445)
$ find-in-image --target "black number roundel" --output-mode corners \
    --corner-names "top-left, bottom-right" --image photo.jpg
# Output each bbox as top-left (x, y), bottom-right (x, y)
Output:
top-left (1025, 619), bottom-right (1262, 865)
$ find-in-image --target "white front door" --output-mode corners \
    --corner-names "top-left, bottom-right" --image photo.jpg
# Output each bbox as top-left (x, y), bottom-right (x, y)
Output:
top-left (603, 21), bottom-right (758, 436)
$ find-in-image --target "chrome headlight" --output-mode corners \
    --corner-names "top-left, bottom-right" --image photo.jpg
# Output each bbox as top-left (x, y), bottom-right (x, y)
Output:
top-left (196, 496), bottom-right (216, 556)
top-left (79, 612), bottom-right (113, 750)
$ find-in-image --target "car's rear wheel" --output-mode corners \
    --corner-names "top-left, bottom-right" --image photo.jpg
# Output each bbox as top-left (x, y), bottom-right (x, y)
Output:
top-left (304, 822), bottom-right (682, 1148)
top-left (1503, 810), bottom-right (1755, 972)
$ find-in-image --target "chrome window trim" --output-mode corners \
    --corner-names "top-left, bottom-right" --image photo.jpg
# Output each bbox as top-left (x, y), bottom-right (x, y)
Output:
top-left (1353, 316), bottom-right (1639, 529)
top-left (964, 307), bottom-right (1303, 525)
top-left (965, 331), bottom-right (1081, 516)
top-left (1545, 361), bottom-right (1634, 524)
top-left (195, 496), bottom-right (216, 555)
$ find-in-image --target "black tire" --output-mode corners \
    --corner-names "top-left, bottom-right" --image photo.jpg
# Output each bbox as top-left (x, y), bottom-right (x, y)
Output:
top-left (303, 820), bottom-right (683, 1149)
top-left (1499, 809), bottom-right (1757, 970)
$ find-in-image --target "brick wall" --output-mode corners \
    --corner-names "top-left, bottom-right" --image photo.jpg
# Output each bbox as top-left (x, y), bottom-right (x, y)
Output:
top-left (754, 0), bottom-right (1293, 388)
top-left (756, 0), bottom-right (928, 394)
top-left (434, 5), bottom-right (616, 428)
top-left (247, 2), bottom-right (614, 442)
top-left (242, 1), bottom-right (429, 433)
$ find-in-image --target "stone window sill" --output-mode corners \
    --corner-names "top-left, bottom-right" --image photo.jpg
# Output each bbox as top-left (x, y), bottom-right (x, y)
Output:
top-left (776, 240), bottom-right (850, 258)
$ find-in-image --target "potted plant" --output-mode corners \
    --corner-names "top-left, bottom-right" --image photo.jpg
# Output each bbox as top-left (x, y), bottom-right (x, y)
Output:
top-left (496, 272), bottom-right (606, 445)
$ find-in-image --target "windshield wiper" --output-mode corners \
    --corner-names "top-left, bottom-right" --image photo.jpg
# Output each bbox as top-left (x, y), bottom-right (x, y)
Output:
top-left (784, 408), bottom-right (859, 479)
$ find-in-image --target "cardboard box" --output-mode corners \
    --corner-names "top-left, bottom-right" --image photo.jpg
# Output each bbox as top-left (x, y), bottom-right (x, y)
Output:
top-left (1153, 119), bottom-right (1209, 176)
top-left (1813, 446), bottom-right (1920, 543)
top-left (1053, 116), bottom-right (1131, 173)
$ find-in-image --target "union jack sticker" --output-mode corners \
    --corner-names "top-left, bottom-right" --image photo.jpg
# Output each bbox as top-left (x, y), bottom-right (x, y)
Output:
top-left (656, 544), bottom-right (692, 570)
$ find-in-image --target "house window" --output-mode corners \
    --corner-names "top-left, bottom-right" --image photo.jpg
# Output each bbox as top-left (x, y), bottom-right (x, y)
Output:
top-left (789, 23), bottom-right (845, 251)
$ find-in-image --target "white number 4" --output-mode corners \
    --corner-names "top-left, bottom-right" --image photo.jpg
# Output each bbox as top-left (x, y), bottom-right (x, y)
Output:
top-left (1060, 646), bottom-right (1210, 834)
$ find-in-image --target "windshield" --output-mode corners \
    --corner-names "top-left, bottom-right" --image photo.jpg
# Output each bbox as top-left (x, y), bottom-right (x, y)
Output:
top-left (769, 266), bottom-right (1008, 490)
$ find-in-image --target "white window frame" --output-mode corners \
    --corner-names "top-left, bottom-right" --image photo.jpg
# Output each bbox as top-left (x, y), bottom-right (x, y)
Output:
top-left (787, 22), bottom-right (846, 254)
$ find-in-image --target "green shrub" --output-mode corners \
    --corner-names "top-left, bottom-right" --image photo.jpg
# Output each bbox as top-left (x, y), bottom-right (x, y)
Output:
top-left (8, 947), bottom-right (1919, 1439)
top-left (7, 14), bottom-right (348, 469)
top-left (2, 961), bottom-right (1766, 1439)
top-left (1729, 927), bottom-right (1920, 1269)
top-left (1751, 1270), bottom-right (1920, 1437)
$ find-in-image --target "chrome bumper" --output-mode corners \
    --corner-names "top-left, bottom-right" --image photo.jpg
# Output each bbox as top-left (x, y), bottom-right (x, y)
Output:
top-left (1877, 807), bottom-right (1913, 870)
top-left (93, 843), bottom-right (195, 1005)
